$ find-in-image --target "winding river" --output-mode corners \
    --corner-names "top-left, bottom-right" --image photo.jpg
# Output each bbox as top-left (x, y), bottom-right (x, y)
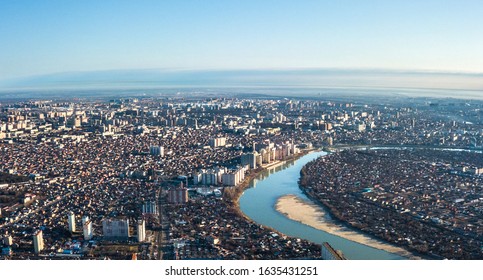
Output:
top-left (239, 151), bottom-right (406, 260)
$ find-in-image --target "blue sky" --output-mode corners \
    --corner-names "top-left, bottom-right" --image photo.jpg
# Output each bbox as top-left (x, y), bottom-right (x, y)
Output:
top-left (1, 0), bottom-right (483, 82)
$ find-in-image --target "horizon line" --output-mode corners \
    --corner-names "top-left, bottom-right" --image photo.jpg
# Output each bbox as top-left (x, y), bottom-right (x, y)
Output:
top-left (3, 66), bottom-right (483, 82)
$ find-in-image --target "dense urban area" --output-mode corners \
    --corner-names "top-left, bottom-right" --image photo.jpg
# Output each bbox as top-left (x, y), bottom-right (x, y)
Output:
top-left (300, 149), bottom-right (482, 259)
top-left (0, 92), bottom-right (482, 260)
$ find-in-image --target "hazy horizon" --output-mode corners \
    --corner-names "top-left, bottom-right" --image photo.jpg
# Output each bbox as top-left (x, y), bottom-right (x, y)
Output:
top-left (0, 68), bottom-right (482, 95)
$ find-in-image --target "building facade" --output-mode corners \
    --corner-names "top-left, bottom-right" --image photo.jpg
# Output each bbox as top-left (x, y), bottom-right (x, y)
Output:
top-left (83, 220), bottom-right (93, 241)
top-left (102, 218), bottom-right (130, 239)
top-left (209, 137), bottom-right (226, 148)
top-left (137, 220), bottom-right (146, 242)
top-left (168, 188), bottom-right (189, 204)
top-left (142, 201), bottom-right (157, 215)
top-left (68, 212), bottom-right (76, 232)
top-left (33, 230), bottom-right (44, 254)
top-left (149, 145), bottom-right (164, 156)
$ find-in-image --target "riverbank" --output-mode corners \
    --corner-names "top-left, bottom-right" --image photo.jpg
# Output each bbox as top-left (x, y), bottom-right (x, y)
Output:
top-left (226, 149), bottom-right (315, 209)
top-left (225, 149), bottom-right (319, 235)
top-left (275, 194), bottom-right (421, 259)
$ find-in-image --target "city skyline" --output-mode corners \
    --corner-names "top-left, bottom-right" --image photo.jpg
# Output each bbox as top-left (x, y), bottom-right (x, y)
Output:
top-left (1, 95), bottom-right (481, 261)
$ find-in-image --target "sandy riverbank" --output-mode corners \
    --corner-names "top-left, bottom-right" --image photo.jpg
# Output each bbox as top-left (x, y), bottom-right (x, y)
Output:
top-left (275, 194), bottom-right (421, 259)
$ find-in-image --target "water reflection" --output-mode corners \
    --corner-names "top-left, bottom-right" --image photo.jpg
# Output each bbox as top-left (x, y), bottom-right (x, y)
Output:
top-left (239, 151), bottom-right (405, 260)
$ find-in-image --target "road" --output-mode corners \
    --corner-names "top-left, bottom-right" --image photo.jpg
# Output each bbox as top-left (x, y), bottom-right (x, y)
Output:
top-left (150, 188), bottom-right (170, 260)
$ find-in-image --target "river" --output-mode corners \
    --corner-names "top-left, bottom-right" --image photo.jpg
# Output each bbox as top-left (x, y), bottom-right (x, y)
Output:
top-left (238, 151), bottom-right (406, 260)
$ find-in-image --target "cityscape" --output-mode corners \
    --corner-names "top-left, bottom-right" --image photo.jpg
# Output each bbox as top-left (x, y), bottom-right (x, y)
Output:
top-left (1, 3), bottom-right (482, 276)
top-left (0, 94), bottom-right (481, 260)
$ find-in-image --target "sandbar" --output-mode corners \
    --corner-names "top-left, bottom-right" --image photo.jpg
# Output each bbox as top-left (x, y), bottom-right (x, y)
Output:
top-left (275, 194), bottom-right (421, 259)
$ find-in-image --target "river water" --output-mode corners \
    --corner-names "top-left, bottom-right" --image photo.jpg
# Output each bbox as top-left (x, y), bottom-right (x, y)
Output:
top-left (239, 151), bottom-right (405, 260)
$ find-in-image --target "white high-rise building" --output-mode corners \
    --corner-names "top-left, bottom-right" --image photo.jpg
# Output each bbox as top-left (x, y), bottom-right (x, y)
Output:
top-left (3, 235), bottom-right (13, 246)
top-left (209, 137), bottom-right (226, 148)
top-left (149, 146), bottom-right (164, 156)
top-left (221, 167), bottom-right (246, 186)
top-left (82, 215), bottom-right (89, 224)
top-left (68, 212), bottom-right (76, 232)
top-left (83, 220), bottom-right (93, 241)
top-left (137, 220), bottom-right (146, 242)
top-left (33, 230), bottom-right (44, 254)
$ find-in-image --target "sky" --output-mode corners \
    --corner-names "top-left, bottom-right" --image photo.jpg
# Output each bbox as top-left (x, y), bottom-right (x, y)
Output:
top-left (1, 0), bottom-right (483, 87)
